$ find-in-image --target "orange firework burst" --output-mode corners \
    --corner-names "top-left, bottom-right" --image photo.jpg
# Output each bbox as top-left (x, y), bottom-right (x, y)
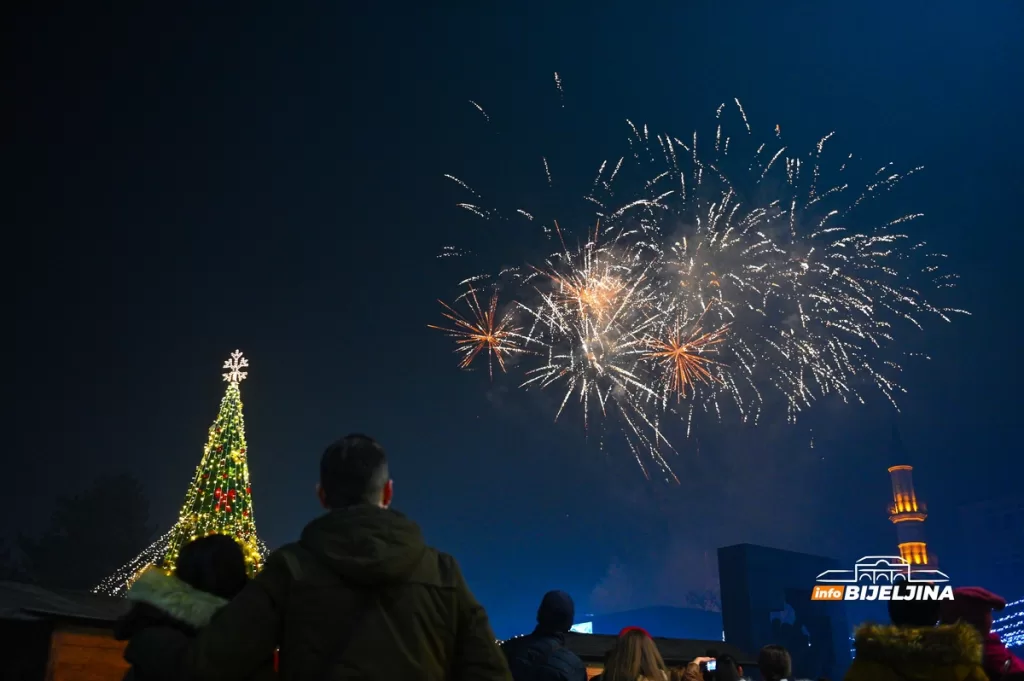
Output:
top-left (553, 271), bottom-right (625, 321)
top-left (541, 221), bottom-right (638, 326)
top-left (644, 319), bottom-right (730, 400)
top-left (428, 287), bottom-right (525, 379)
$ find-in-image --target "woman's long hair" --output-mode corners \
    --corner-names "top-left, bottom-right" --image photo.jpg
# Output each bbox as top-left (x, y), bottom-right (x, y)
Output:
top-left (175, 533), bottom-right (248, 600)
top-left (669, 663), bottom-right (702, 681)
top-left (603, 629), bottom-right (668, 681)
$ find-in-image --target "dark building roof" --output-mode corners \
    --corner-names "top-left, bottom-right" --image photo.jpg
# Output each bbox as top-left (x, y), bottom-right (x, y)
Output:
top-left (585, 606), bottom-right (723, 641)
top-left (0, 580), bottom-right (129, 625)
top-left (563, 632), bottom-right (753, 666)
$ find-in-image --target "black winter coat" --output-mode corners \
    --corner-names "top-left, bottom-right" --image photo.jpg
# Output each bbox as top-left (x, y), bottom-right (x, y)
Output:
top-left (501, 630), bottom-right (589, 681)
top-left (115, 569), bottom-right (274, 681)
top-left (125, 505), bottom-right (511, 681)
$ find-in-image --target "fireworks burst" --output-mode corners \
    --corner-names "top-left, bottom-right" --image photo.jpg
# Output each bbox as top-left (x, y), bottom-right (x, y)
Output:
top-left (518, 227), bottom-right (662, 429)
top-left (432, 90), bottom-right (967, 480)
top-left (428, 286), bottom-right (528, 379)
top-left (642, 310), bottom-right (729, 402)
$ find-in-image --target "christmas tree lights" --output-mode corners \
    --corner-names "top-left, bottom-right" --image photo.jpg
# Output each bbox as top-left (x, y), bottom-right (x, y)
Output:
top-left (95, 351), bottom-right (267, 595)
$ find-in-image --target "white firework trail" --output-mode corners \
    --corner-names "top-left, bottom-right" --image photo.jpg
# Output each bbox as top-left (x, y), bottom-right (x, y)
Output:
top-left (434, 93), bottom-right (968, 481)
top-left (469, 100), bottom-right (490, 122)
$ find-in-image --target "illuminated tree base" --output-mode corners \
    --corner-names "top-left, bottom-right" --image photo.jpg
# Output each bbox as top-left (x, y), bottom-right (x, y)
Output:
top-left (94, 531), bottom-right (269, 597)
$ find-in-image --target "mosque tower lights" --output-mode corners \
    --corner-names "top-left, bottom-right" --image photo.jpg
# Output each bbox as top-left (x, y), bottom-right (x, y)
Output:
top-left (887, 427), bottom-right (935, 567)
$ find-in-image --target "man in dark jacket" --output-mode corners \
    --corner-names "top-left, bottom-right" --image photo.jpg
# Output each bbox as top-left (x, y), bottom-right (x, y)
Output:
top-left (500, 590), bottom-right (588, 681)
top-left (129, 434), bottom-right (511, 680)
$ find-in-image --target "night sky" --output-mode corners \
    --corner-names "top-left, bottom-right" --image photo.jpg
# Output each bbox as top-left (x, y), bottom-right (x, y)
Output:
top-left (7, 2), bottom-right (1023, 638)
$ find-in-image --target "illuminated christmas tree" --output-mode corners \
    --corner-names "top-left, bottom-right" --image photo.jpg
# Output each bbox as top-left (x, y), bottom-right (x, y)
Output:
top-left (160, 350), bottom-right (263, 574)
top-left (95, 350), bottom-right (267, 595)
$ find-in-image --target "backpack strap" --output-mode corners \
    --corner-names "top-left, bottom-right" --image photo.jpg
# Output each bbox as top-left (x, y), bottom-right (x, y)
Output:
top-left (278, 544), bottom-right (379, 679)
top-left (315, 589), bottom-right (377, 679)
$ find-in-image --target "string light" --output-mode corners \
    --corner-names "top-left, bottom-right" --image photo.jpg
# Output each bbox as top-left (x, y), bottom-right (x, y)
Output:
top-left (94, 350), bottom-right (268, 596)
top-left (994, 597), bottom-right (1024, 650)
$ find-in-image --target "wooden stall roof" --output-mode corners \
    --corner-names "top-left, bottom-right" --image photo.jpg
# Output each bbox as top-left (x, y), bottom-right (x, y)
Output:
top-left (563, 632), bottom-right (753, 667)
top-left (0, 580), bottom-right (129, 625)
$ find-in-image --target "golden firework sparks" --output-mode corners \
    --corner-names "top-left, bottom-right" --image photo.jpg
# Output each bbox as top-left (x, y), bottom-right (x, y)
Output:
top-left (541, 219), bottom-right (638, 327)
top-left (552, 271), bottom-right (625, 322)
top-left (428, 287), bottom-right (526, 379)
top-left (644, 318), bottom-right (730, 401)
top-left (436, 95), bottom-right (968, 482)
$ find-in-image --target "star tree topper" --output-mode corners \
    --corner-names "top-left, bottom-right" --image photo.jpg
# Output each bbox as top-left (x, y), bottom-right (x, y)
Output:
top-left (222, 350), bottom-right (249, 384)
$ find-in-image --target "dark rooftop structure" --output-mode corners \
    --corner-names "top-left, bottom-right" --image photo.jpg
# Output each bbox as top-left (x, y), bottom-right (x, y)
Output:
top-left (0, 580), bottom-right (129, 624)
top-left (719, 543), bottom-right (851, 680)
top-left (582, 605), bottom-right (724, 641)
top-left (1, 580), bottom-right (130, 681)
top-left (563, 631), bottom-right (752, 668)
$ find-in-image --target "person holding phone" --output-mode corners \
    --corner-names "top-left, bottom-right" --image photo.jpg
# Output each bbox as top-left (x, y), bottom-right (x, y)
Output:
top-left (669, 658), bottom-right (711, 681)
top-left (703, 654), bottom-right (743, 681)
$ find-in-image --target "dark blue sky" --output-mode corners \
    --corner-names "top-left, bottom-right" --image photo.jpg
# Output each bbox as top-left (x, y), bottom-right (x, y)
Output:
top-left (7, 2), bottom-right (1023, 638)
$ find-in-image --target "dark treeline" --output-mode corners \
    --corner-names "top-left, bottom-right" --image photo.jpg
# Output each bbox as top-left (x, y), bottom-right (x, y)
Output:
top-left (0, 473), bottom-right (155, 590)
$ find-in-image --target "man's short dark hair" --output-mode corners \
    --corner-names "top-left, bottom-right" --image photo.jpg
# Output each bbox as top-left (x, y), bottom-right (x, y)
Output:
top-left (888, 582), bottom-right (940, 627)
top-left (319, 434), bottom-right (389, 508)
top-left (757, 644), bottom-right (792, 681)
top-left (713, 654), bottom-right (741, 681)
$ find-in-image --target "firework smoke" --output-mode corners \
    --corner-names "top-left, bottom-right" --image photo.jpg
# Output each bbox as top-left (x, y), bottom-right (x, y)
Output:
top-left (433, 95), bottom-right (967, 481)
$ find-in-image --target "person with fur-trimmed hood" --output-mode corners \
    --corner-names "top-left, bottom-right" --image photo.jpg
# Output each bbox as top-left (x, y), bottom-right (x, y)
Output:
top-left (115, 534), bottom-right (274, 681)
top-left (844, 582), bottom-right (988, 681)
top-left (939, 586), bottom-right (1024, 680)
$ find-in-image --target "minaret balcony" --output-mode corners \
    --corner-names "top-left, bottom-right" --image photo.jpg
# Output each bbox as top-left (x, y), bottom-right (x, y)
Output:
top-left (889, 510), bottom-right (928, 523)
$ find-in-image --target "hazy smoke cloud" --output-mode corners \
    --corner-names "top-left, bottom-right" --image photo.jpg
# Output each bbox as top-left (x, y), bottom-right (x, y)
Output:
top-left (590, 561), bottom-right (635, 613)
top-left (585, 411), bottom-right (862, 615)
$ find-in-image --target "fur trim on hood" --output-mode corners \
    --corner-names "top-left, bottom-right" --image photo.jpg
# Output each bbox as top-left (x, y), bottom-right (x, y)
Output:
top-left (125, 568), bottom-right (228, 629)
top-left (853, 621), bottom-right (983, 667)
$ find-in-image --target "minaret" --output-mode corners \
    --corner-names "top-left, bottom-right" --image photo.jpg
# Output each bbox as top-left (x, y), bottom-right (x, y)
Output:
top-left (887, 427), bottom-right (934, 567)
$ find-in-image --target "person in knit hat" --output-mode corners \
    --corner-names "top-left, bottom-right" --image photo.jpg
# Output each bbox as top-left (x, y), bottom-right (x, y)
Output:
top-left (500, 590), bottom-right (588, 681)
top-left (939, 586), bottom-right (1024, 679)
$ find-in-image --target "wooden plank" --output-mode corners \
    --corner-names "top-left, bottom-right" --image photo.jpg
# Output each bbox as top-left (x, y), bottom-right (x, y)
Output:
top-left (48, 625), bottom-right (129, 681)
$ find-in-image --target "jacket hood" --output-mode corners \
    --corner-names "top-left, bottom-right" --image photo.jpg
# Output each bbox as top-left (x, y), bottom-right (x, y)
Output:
top-left (853, 622), bottom-right (983, 670)
top-left (124, 567), bottom-right (228, 629)
top-left (300, 505), bottom-right (427, 586)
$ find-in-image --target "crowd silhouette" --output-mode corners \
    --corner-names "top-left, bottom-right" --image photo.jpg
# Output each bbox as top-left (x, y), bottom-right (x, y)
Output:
top-left (111, 433), bottom-right (1022, 681)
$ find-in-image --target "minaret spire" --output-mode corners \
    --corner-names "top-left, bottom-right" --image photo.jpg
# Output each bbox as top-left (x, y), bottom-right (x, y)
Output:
top-left (887, 430), bottom-right (934, 567)
top-left (890, 424), bottom-right (907, 461)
